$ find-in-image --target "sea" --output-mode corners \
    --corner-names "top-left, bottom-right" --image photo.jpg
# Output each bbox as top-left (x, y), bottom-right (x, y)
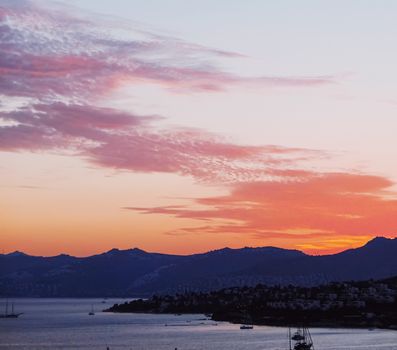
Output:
top-left (0, 298), bottom-right (396, 350)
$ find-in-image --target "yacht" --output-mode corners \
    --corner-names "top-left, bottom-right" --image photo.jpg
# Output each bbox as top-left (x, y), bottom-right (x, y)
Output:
top-left (289, 326), bottom-right (314, 350)
top-left (0, 301), bottom-right (23, 318)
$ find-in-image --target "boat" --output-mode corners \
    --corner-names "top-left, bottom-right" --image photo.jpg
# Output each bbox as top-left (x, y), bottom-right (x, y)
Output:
top-left (240, 324), bottom-right (254, 330)
top-left (292, 330), bottom-right (305, 341)
top-left (88, 304), bottom-right (95, 316)
top-left (0, 300), bottom-right (23, 318)
top-left (289, 326), bottom-right (314, 350)
top-left (239, 312), bottom-right (254, 329)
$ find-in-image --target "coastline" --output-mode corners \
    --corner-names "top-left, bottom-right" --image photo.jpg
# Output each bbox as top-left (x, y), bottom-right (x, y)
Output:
top-left (104, 279), bottom-right (397, 331)
top-left (104, 308), bottom-right (397, 331)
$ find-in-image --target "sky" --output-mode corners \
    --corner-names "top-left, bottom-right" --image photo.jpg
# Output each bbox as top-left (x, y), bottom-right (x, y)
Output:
top-left (1, 0), bottom-right (397, 257)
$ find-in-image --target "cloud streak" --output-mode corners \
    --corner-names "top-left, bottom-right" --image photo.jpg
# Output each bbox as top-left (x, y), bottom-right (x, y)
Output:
top-left (0, 0), bottom-right (334, 102)
top-left (0, 102), bottom-right (320, 182)
top-left (2, 1), bottom-right (395, 254)
top-left (127, 172), bottom-right (397, 253)
top-left (0, 0), bottom-right (334, 181)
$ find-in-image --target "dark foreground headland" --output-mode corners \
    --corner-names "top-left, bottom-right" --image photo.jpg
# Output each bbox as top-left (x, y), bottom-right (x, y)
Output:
top-left (105, 276), bottom-right (397, 330)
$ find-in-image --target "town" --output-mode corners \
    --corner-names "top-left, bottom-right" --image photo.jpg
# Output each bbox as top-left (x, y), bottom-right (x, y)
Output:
top-left (107, 276), bottom-right (397, 330)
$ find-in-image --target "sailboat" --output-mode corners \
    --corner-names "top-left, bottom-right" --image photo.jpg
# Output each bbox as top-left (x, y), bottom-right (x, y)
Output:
top-left (288, 326), bottom-right (314, 350)
top-left (88, 304), bottom-right (95, 316)
top-left (0, 300), bottom-right (23, 318)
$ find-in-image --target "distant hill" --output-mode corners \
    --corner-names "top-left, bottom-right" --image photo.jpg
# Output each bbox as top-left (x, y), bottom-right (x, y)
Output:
top-left (0, 237), bottom-right (396, 297)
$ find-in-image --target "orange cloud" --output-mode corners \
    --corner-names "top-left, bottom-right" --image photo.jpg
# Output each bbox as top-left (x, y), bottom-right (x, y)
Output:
top-left (128, 172), bottom-right (397, 253)
top-left (1, 1), bottom-right (393, 256)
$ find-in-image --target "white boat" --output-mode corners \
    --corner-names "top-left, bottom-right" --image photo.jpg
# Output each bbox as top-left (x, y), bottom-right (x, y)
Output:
top-left (240, 324), bottom-right (254, 329)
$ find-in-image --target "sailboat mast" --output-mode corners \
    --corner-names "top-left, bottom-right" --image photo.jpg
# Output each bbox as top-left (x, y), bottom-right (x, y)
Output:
top-left (307, 327), bottom-right (314, 350)
top-left (5, 300), bottom-right (8, 316)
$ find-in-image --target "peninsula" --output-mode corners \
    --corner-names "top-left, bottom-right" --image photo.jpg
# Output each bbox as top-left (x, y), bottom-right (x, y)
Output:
top-left (106, 276), bottom-right (397, 330)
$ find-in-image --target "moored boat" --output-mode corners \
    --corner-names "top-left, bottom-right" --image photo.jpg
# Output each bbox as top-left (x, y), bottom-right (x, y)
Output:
top-left (0, 301), bottom-right (23, 318)
top-left (289, 326), bottom-right (314, 350)
top-left (88, 304), bottom-right (95, 316)
top-left (240, 324), bottom-right (254, 329)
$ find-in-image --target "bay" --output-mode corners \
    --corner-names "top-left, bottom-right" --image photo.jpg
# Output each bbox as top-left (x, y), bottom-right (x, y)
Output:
top-left (0, 298), bottom-right (396, 350)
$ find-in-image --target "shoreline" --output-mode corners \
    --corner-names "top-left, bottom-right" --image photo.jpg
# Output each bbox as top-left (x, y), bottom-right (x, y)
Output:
top-left (104, 279), bottom-right (397, 332)
top-left (103, 309), bottom-right (397, 331)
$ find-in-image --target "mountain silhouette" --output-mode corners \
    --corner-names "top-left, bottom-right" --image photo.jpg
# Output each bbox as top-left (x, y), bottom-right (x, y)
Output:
top-left (0, 237), bottom-right (396, 297)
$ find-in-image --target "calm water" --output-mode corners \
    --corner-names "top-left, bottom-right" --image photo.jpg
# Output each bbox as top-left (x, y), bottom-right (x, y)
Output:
top-left (0, 298), bottom-right (396, 350)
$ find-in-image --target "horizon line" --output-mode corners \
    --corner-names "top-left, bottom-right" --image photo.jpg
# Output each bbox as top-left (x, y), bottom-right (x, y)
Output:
top-left (2, 236), bottom-right (394, 259)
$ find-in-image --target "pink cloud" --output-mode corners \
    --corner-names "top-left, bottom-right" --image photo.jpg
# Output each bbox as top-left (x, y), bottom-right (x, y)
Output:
top-left (0, 102), bottom-right (318, 181)
top-left (0, 1), bottom-right (336, 182)
top-left (3, 1), bottom-right (394, 254)
top-left (0, 0), bottom-right (335, 103)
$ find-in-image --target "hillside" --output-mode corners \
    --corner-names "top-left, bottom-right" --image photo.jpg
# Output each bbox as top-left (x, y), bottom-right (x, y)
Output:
top-left (0, 237), bottom-right (396, 297)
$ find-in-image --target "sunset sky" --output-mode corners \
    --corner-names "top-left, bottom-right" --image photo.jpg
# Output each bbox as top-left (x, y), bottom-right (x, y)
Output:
top-left (1, 0), bottom-right (397, 257)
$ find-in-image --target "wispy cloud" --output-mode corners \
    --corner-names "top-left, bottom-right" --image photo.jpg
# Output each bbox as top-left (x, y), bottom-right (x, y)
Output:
top-left (2, 1), bottom-right (393, 253)
top-left (127, 172), bottom-right (397, 253)
top-left (0, 0), bottom-right (334, 180)
top-left (0, 102), bottom-right (320, 182)
top-left (0, 0), bottom-right (334, 102)
top-left (0, 0), bottom-right (334, 178)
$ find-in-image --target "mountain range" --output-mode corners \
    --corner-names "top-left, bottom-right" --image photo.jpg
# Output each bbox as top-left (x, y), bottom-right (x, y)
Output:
top-left (1, 237), bottom-right (396, 297)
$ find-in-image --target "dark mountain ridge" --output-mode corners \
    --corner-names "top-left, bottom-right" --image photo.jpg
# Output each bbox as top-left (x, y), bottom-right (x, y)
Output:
top-left (0, 237), bottom-right (396, 297)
